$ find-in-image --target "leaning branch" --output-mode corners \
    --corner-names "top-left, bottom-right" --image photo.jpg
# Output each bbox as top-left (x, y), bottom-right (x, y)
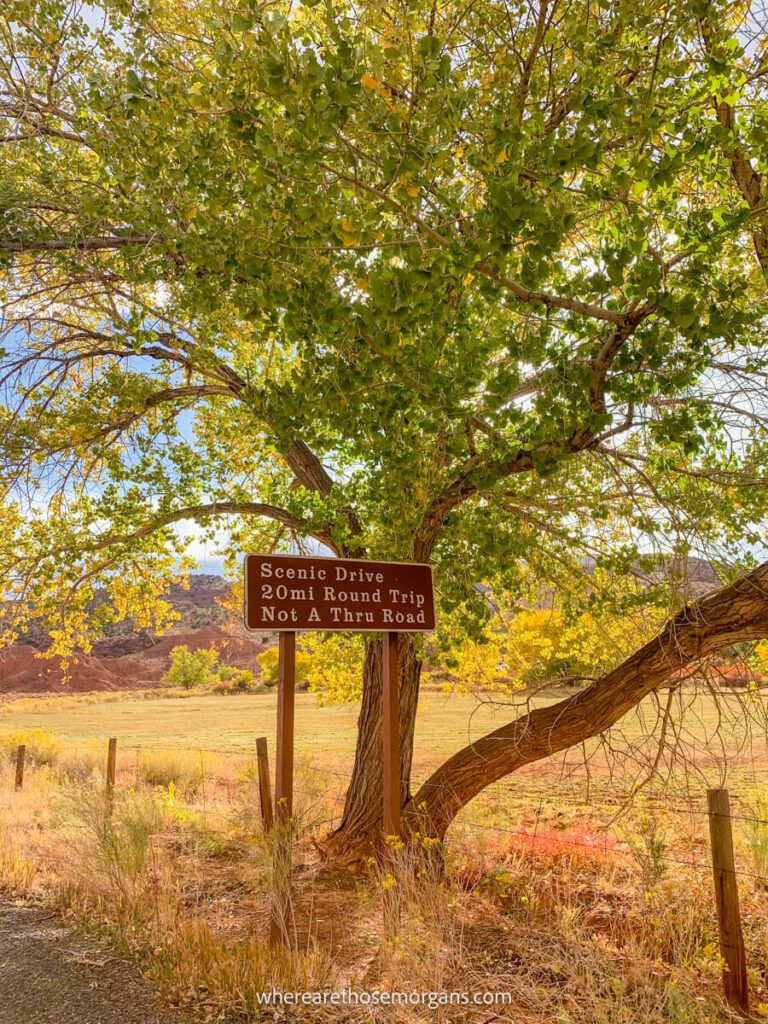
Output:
top-left (410, 559), bottom-right (768, 837)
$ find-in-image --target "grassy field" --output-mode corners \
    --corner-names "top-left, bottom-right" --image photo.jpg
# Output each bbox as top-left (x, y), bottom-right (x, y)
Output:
top-left (2, 687), bottom-right (768, 1024)
top-left (2, 687), bottom-right (766, 812)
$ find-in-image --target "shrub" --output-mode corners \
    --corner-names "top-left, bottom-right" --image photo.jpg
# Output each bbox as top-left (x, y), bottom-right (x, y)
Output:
top-left (58, 787), bottom-right (167, 924)
top-left (218, 665), bottom-right (255, 690)
top-left (624, 810), bottom-right (669, 890)
top-left (0, 727), bottom-right (61, 766)
top-left (137, 748), bottom-right (208, 795)
top-left (57, 745), bottom-right (104, 783)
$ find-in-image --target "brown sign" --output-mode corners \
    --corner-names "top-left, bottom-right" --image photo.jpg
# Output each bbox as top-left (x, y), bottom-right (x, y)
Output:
top-left (244, 554), bottom-right (435, 632)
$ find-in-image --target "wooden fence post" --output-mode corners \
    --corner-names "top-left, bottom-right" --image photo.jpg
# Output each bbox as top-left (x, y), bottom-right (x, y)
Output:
top-left (707, 788), bottom-right (749, 1015)
top-left (256, 736), bottom-right (274, 832)
top-left (105, 737), bottom-right (117, 815)
top-left (14, 745), bottom-right (26, 791)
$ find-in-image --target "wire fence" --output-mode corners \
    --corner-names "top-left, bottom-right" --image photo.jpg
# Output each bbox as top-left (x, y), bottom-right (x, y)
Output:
top-left (4, 727), bottom-right (765, 1014)
top-left (4, 732), bottom-right (767, 889)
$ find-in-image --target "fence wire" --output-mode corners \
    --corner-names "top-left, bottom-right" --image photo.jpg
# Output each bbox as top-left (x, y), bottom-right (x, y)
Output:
top-left (4, 734), bottom-right (767, 887)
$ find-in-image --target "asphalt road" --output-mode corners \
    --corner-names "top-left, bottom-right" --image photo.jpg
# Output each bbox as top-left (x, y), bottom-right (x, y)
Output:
top-left (0, 900), bottom-right (187, 1024)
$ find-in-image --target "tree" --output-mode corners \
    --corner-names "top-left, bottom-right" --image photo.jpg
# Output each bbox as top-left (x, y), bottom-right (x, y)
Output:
top-left (257, 645), bottom-right (311, 689)
top-left (2, 0), bottom-right (768, 858)
top-left (433, 569), bottom-right (665, 692)
top-left (163, 645), bottom-right (220, 689)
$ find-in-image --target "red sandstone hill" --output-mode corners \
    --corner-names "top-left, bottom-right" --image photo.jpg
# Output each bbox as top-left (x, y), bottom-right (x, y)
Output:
top-left (0, 576), bottom-right (273, 694)
top-left (0, 626), bottom-right (270, 694)
top-left (0, 559), bottom-right (725, 694)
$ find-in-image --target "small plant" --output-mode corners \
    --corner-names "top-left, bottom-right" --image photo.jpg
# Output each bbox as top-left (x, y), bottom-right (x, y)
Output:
top-left (0, 839), bottom-right (35, 894)
top-left (58, 787), bottom-right (167, 925)
top-left (625, 810), bottom-right (669, 890)
top-left (739, 786), bottom-right (768, 887)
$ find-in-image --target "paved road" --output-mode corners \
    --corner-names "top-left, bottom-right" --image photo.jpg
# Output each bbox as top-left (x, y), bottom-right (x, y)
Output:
top-left (0, 900), bottom-right (187, 1024)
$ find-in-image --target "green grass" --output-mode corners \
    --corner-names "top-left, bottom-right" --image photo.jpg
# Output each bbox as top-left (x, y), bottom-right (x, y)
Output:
top-left (1, 688), bottom-right (765, 802)
top-left (0, 691), bottom-right (514, 771)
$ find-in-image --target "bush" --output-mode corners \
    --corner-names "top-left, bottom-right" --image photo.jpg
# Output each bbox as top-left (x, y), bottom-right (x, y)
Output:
top-left (137, 749), bottom-right (209, 795)
top-left (57, 745), bottom-right (104, 783)
top-left (59, 787), bottom-right (167, 924)
top-left (0, 727), bottom-right (61, 766)
top-left (218, 665), bottom-right (255, 690)
top-left (210, 670), bottom-right (255, 695)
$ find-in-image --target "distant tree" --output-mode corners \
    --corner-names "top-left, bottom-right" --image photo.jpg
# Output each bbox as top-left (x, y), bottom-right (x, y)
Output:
top-left (3, 0), bottom-right (768, 858)
top-left (257, 647), bottom-right (311, 690)
top-left (214, 664), bottom-right (256, 692)
top-left (435, 578), bottom-right (663, 693)
top-left (301, 633), bottom-right (366, 705)
top-left (163, 645), bottom-right (220, 690)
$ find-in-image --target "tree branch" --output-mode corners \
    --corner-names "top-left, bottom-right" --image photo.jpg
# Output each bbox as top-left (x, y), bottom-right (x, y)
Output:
top-left (413, 306), bottom-right (653, 559)
top-left (82, 501), bottom-right (339, 557)
top-left (0, 235), bottom-right (158, 252)
top-left (700, 16), bottom-right (768, 270)
top-left (409, 559), bottom-right (768, 836)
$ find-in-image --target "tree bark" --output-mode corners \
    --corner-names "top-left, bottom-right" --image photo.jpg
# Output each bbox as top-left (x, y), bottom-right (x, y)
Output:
top-left (407, 560), bottom-right (768, 839)
top-left (323, 634), bottom-right (422, 865)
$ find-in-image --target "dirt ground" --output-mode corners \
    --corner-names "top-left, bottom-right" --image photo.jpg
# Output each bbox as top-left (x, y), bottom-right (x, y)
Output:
top-left (0, 899), bottom-right (190, 1024)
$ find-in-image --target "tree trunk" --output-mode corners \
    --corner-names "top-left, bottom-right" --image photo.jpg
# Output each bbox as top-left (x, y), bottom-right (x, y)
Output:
top-left (407, 560), bottom-right (768, 839)
top-left (322, 633), bottom-right (422, 865)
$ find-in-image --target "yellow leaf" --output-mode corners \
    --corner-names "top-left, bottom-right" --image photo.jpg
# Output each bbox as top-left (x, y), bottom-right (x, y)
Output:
top-left (496, 151), bottom-right (508, 164)
top-left (271, 208), bottom-right (281, 220)
top-left (463, 272), bottom-right (475, 285)
top-left (360, 73), bottom-right (382, 92)
top-left (406, 185), bottom-right (420, 197)
top-left (355, 279), bottom-right (369, 292)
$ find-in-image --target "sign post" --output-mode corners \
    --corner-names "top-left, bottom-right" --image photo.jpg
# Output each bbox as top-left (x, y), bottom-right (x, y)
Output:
top-left (274, 631), bottom-right (296, 821)
top-left (245, 553), bottom-right (435, 945)
top-left (382, 632), bottom-right (400, 838)
top-left (270, 631), bottom-right (295, 947)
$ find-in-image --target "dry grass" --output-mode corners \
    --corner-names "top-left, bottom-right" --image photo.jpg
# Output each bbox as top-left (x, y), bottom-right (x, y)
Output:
top-left (135, 748), bottom-right (212, 795)
top-left (0, 733), bottom-right (765, 1023)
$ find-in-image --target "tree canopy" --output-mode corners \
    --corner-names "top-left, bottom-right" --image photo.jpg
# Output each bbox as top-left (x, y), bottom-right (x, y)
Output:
top-left (3, 0), bottom-right (768, 847)
top-left (3, 0), bottom-right (768, 652)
